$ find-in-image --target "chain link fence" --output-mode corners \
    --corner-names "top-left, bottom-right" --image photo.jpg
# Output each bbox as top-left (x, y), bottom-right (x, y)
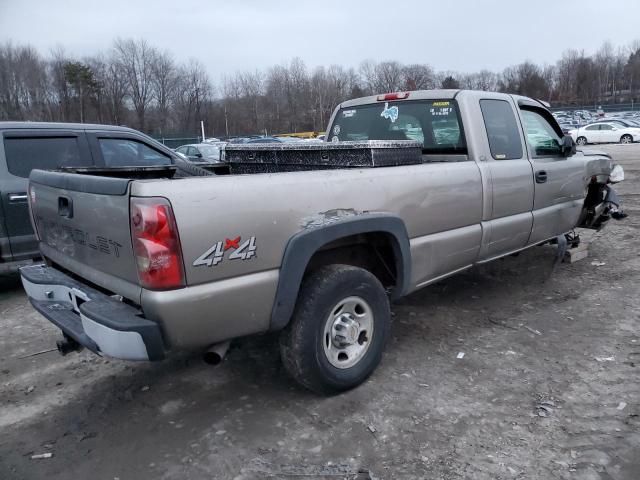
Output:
top-left (549, 102), bottom-right (638, 113)
top-left (153, 136), bottom-right (202, 149)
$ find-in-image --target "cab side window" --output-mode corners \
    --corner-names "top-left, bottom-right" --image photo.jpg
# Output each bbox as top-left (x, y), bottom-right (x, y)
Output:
top-left (3, 136), bottom-right (89, 178)
top-left (480, 100), bottom-right (523, 160)
top-left (585, 125), bottom-right (600, 131)
top-left (98, 138), bottom-right (172, 167)
top-left (520, 109), bottom-right (563, 157)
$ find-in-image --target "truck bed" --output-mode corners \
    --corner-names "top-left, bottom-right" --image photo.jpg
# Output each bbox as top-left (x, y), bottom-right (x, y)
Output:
top-left (57, 141), bottom-right (424, 179)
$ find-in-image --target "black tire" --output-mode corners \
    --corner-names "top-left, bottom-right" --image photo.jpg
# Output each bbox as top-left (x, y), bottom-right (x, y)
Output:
top-left (279, 264), bottom-right (391, 394)
top-left (576, 136), bottom-right (587, 146)
top-left (620, 134), bottom-right (633, 144)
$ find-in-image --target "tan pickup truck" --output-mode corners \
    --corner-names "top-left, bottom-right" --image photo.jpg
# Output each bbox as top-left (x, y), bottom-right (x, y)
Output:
top-left (20, 90), bottom-right (623, 394)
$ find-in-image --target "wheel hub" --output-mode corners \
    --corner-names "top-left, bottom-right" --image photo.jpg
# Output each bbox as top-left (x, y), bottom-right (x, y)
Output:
top-left (322, 296), bottom-right (375, 369)
top-left (332, 314), bottom-right (360, 346)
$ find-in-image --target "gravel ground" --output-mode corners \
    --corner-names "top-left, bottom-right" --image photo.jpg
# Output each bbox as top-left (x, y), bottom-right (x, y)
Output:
top-left (1, 145), bottom-right (639, 480)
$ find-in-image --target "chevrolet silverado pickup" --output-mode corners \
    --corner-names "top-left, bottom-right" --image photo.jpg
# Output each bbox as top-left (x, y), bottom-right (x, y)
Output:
top-left (20, 90), bottom-right (623, 394)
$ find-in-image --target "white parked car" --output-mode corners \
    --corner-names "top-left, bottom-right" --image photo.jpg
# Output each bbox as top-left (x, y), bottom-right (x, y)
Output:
top-left (569, 122), bottom-right (640, 146)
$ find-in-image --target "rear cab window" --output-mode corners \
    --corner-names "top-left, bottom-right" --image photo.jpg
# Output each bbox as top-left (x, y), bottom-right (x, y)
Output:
top-left (3, 135), bottom-right (91, 178)
top-left (328, 99), bottom-right (467, 157)
top-left (479, 99), bottom-right (523, 160)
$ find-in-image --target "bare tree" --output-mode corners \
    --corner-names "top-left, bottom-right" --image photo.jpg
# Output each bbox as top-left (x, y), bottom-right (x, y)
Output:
top-left (0, 42), bottom-right (51, 121)
top-left (4, 37), bottom-right (640, 135)
top-left (87, 53), bottom-right (128, 125)
top-left (174, 59), bottom-right (212, 134)
top-left (375, 61), bottom-right (403, 92)
top-left (113, 38), bottom-right (156, 130)
top-left (238, 70), bottom-right (264, 132)
top-left (402, 64), bottom-right (436, 90)
top-left (151, 49), bottom-right (179, 134)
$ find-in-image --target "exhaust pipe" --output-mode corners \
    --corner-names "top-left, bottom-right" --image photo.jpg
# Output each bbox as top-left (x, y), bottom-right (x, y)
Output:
top-left (203, 341), bottom-right (231, 366)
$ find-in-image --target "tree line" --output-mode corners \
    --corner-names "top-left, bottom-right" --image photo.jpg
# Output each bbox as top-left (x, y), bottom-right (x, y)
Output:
top-left (1, 38), bottom-right (640, 137)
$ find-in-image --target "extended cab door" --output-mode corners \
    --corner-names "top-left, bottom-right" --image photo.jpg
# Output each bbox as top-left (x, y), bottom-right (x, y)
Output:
top-left (518, 105), bottom-right (585, 243)
top-left (475, 97), bottom-right (534, 261)
top-left (0, 130), bottom-right (92, 261)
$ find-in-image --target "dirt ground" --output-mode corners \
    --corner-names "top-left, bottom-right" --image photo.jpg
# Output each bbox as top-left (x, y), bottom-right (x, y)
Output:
top-left (1, 145), bottom-right (639, 480)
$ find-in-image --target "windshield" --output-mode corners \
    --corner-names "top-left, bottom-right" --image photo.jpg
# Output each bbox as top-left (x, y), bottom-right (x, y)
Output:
top-left (328, 99), bottom-right (466, 154)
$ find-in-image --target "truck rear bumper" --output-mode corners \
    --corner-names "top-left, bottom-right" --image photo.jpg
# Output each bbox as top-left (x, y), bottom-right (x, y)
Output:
top-left (20, 264), bottom-right (165, 361)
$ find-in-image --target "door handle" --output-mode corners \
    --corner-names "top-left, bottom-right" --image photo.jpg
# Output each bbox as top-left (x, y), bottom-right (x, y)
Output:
top-left (8, 193), bottom-right (28, 203)
top-left (535, 171), bottom-right (548, 183)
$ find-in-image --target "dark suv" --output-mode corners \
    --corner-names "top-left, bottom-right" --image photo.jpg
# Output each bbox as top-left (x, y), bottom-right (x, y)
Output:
top-left (0, 122), bottom-right (184, 269)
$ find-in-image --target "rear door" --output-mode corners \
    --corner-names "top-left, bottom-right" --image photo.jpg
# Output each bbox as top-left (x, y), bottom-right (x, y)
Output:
top-left (1, 130), bottom-right (92, 260)
top-left (597, 123), bottom-right (617, 143)
top-left (519, 106), bottom-right (585, 243)
top-left (476, 97), bottom-right (534, 260)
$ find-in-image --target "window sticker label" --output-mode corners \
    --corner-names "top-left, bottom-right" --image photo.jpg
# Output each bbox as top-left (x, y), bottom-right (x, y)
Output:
top-left (331, 135), bottom-right (339, 143)
top-left (430, 106), bottom-right (454, 116)
top-left (333, 124), bottom-right (341, 135)
top-left (432, 101), bottom-right (450, 107)
top-left (342, 109), bottom-right (356, 118)
top-left (380, 102), bottom-right (399, 123)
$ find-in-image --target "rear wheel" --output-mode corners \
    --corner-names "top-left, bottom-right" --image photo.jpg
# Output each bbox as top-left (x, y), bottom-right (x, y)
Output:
top-left (620, 134), bottom-right (633, 144)
top-left (576, 136), bottom-right (587, 146)
top-left (279, 265), bottom-right (391, 394)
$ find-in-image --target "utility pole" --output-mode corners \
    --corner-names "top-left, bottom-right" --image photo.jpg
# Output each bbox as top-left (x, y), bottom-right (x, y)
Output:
top-left (224, 105), bottom-right (229, 137)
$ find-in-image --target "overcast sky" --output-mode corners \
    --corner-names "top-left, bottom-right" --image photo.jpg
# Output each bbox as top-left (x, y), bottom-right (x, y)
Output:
top-left (2, 0), bottom-right (639, 82)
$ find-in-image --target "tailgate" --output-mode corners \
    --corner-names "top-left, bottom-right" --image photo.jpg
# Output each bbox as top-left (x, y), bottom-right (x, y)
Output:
top-left (29, 170), bottom-right (140, 301)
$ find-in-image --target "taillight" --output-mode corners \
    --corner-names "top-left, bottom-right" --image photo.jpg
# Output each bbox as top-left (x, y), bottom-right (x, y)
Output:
top-left (376, 92), bottom-right (410, 101)
top-left (130, 197), bottom-right (185, 290)
top-left (28, 185), bottom-right (40, 240)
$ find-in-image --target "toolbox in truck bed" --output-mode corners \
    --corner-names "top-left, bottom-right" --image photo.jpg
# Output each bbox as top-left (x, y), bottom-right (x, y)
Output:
top-left (224, 140), bottom-right (423, 173)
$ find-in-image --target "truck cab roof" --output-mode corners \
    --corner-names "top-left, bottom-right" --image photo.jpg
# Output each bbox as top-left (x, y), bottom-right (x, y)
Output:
top-left (338, 89), bottom-right (549, 111)
top-left (0, 121), bottom-right (141, 133)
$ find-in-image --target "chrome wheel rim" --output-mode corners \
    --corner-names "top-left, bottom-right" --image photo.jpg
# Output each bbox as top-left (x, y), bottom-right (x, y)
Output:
top-left (577, 138), bottom-right (586, 145)
top-left (322, 296), bottom-right (374, 369)
top-left (622, 136), bottom-right (631, 144)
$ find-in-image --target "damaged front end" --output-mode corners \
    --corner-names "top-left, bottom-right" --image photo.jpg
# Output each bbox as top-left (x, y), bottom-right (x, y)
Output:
top-left (577, 163), bottom-right (626, 230)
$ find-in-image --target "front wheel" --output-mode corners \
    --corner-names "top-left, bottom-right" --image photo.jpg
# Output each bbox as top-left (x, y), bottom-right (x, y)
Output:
top-left (620, 134), bottom-right (633, 144)
top-left (279, 265), bottom-right (391, 394)
top-left (576, 136), bottom-right (587, 146)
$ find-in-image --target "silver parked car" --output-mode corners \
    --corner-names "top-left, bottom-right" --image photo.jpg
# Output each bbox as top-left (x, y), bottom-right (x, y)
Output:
top-left (174, 143), bottom-right (223, 163)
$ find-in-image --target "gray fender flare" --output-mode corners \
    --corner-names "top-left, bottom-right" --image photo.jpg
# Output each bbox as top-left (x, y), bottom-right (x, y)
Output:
top-left (269, 214), bottom-right (411, 331)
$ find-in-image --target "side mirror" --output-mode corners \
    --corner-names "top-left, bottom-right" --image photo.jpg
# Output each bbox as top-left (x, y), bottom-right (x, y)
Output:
top-left (194, 153), bottom-right (203, 159)
top-left (561, 135), bottom-right (576, 157)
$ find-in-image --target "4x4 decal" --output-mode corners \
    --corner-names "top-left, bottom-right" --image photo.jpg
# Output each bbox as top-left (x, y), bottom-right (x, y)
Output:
top-left (193, 236), bottom-right (257, 267)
